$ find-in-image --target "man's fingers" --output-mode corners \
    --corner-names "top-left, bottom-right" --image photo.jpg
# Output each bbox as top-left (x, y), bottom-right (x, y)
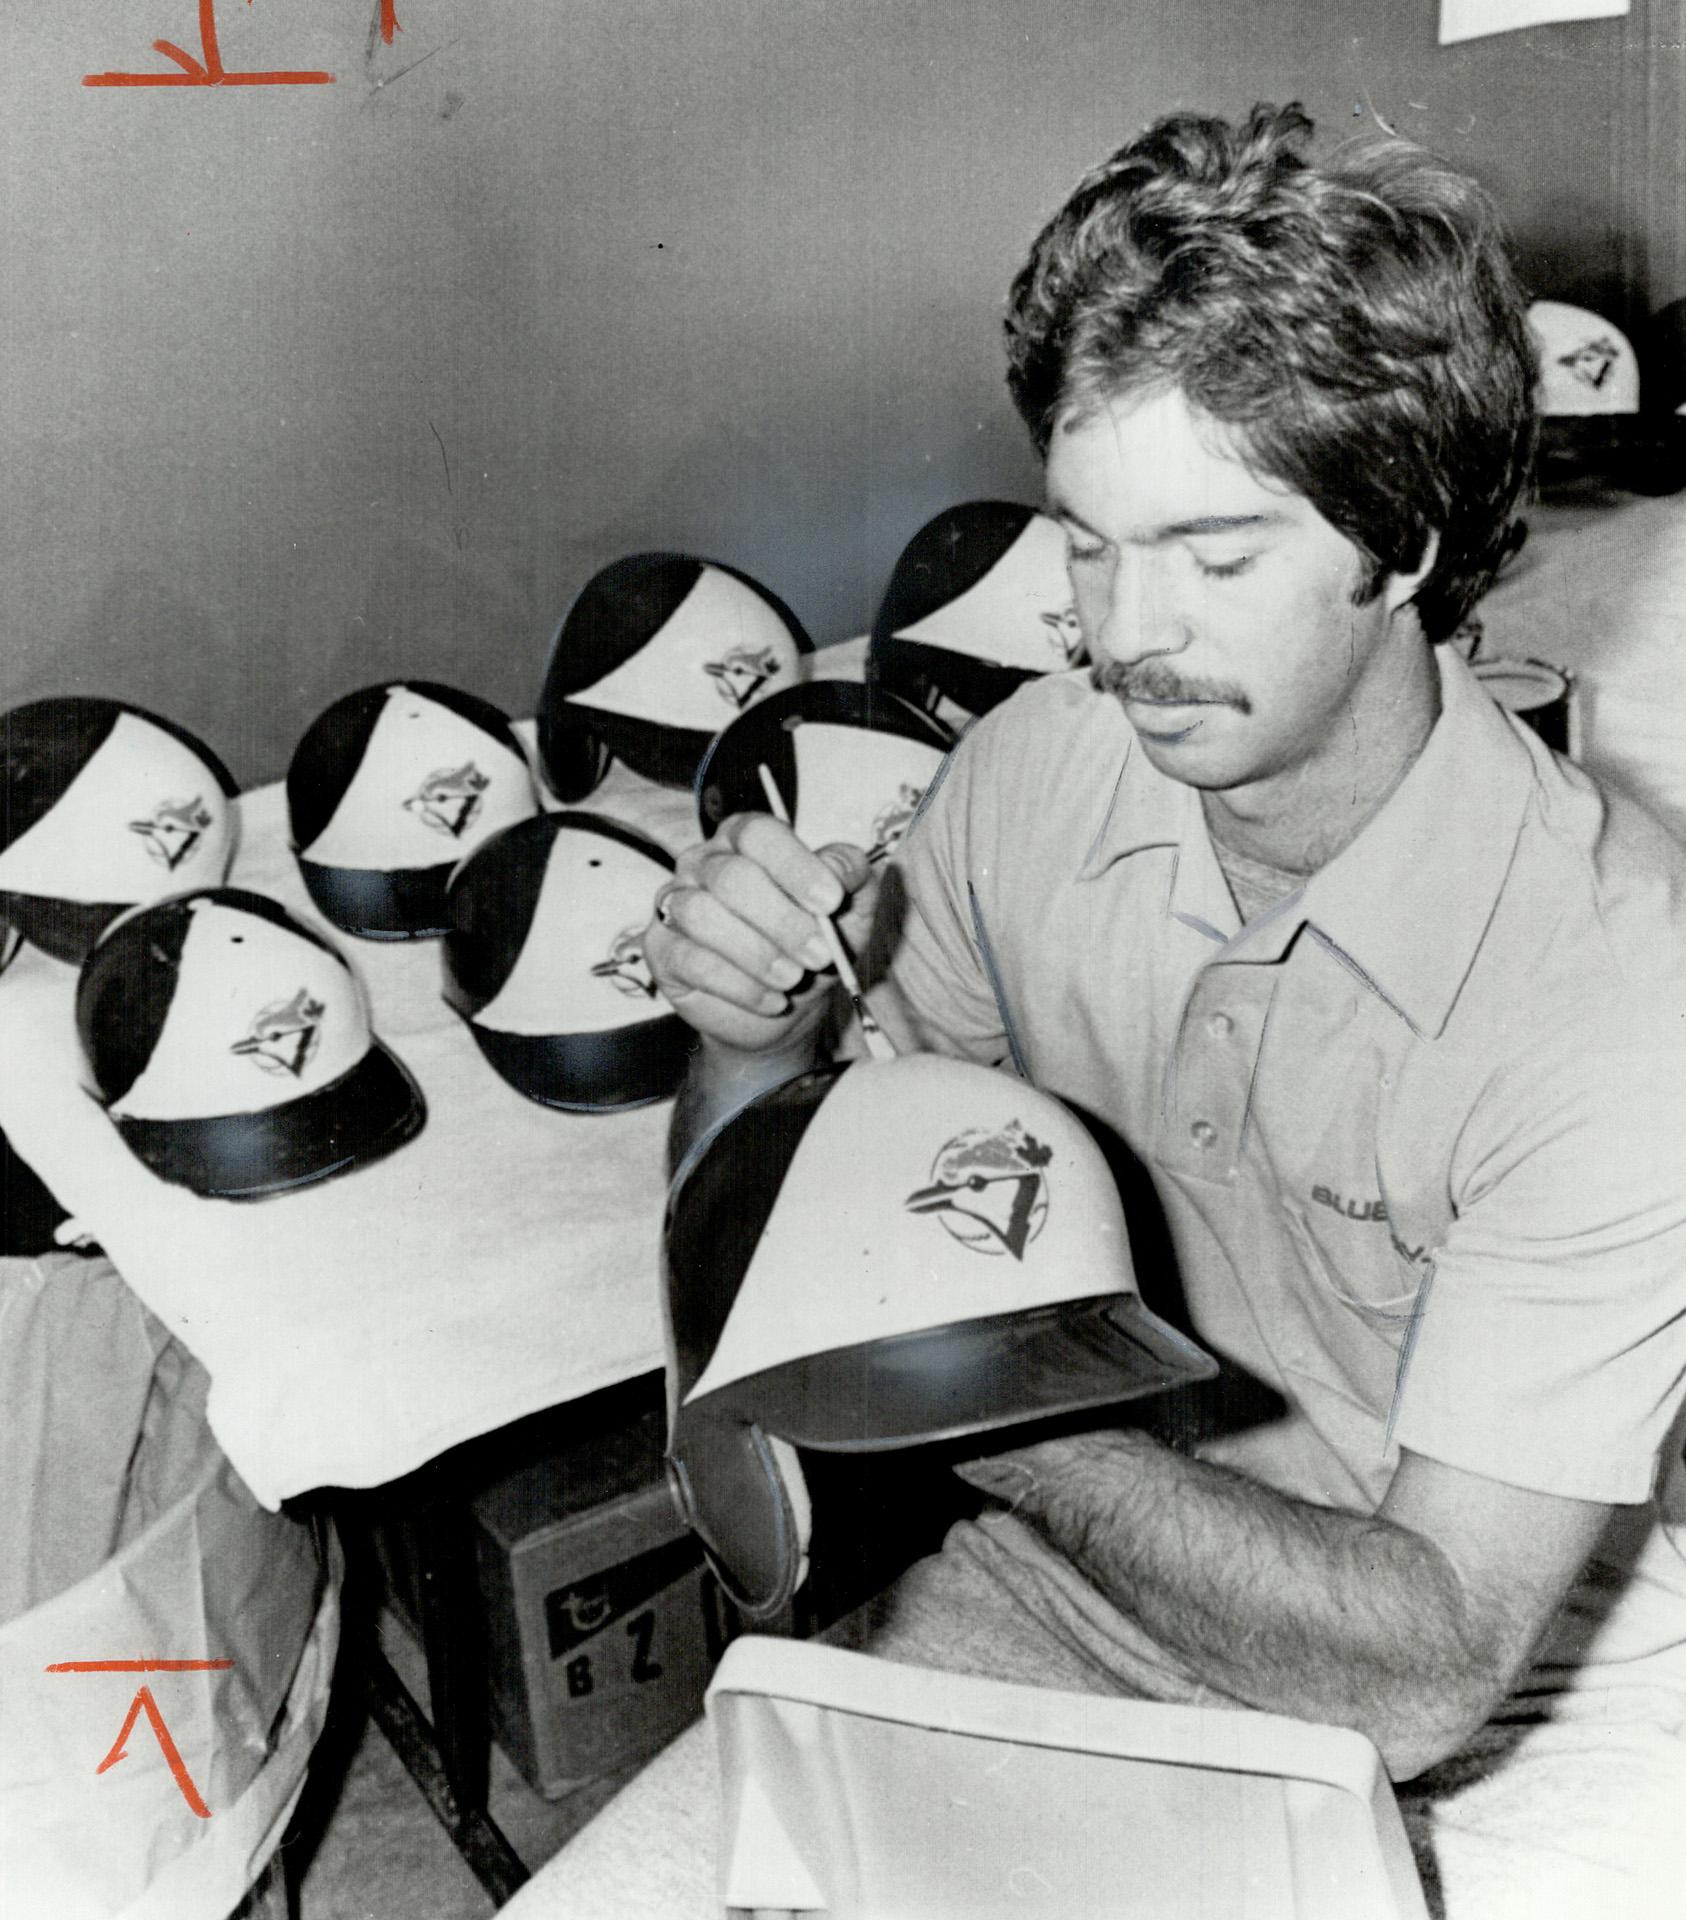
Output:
top-left (723, 811), bottom-right (849, 917)
top-left (646, 915), bottom-right (792, 1018)
top-left (648, 815), bottom-right (879, 1055)
top-left (705, 850), bottom-right (835, 972)
top-left (655, 881), bottom-right (810, 992)
top-left (814, 840), bottom-right (874, 897)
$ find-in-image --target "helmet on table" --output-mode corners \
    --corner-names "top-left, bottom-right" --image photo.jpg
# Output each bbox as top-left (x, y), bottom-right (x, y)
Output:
top-left (442, 811), bottom-right (691, 1113)
top-left (287, 680), bottom-right (540, 940)
top-left (694, 679), bottom-right (953, 863)
top-left (76, 887), bottom-right (425, 1200)
top-left (0, 697), bottom-right (237, 965)
top-left (538, 553), bottom-right (809, 799)
top-left (870, 501), bottom-right (1083, 721)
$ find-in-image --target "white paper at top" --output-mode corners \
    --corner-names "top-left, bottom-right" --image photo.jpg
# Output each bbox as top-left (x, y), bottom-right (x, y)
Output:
top-left (1440, 0), bottom-right (1626, 44)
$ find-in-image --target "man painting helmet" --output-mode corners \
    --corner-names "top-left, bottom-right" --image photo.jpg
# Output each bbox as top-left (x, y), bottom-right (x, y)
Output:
top-left (595, 105), bottom-right (1686, 1917)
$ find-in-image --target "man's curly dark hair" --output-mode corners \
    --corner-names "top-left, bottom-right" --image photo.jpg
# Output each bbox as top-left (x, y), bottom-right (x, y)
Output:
top-left (1004, 104), bottom-right (1537, 643)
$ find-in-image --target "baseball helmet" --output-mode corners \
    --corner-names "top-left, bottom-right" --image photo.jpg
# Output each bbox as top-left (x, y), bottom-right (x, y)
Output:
top-left (0, 697), bottom-right (238, 965)
top-left (665, 1053), bottom-right (1216, 1618)
top-left (537, 553), bottom-right (810, 799)
top-left (870, 501), bottom-right (1083, 720)
top-left (76, 888), bottom-right (425, 1199)
top-left (286, 681), bottom-right (540, 941)
top-left (1529, 299), bottom-right (1686, 496)
top-left (1530, 300), bottom-right (1641, 418)
top-left (694, 680), bottom-right (953, 861)
top-left (442, 811), bottom-right (691, 1112)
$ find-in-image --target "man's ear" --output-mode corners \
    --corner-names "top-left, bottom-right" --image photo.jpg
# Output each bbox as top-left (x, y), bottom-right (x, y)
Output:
top-left (1383, 530), bottom-right (1441, 617)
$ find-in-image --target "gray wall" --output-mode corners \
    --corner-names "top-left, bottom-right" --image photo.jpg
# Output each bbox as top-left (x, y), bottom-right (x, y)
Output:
top-left (3, 0), bottom-right (1681, 783)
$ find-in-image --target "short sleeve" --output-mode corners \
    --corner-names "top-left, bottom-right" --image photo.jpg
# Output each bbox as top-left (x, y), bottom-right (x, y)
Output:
top-left (881, 726), bottom-right (1010, 1068)
top-left (1392, 1012), bottom-right (1686, 1504)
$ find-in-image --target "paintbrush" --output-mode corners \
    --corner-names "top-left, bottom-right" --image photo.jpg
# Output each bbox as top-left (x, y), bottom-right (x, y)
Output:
top-left (757, 762), bottom-right (897, 1062)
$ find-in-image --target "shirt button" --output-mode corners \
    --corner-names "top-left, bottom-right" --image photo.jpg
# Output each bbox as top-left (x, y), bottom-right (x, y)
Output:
top-left (1206, 1012), bottom-right (1234, 1039)
top-left (1190, 1120), bottom-right (1218, 1149)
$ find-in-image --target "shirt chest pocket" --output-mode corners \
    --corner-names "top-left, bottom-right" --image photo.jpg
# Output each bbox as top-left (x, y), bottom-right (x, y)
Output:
top-left (1283, 1195), bottom-right (1425, 1326)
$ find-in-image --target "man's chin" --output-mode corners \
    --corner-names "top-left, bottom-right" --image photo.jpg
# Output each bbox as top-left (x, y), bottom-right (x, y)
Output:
top-left (1125, 710), bottom-right (1257, 790)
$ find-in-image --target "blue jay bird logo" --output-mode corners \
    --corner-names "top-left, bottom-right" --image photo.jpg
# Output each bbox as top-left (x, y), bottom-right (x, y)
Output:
top-left (1558, 337), bottom-right (1620, 391)
top-left (129, 796), bottom-right (213, 871)
top-left (591, 926), bottom-right (659, 999)
top-left (905, 1121), bottom-right (1052, 1259)
top-left (231, 990), bottom-right (326, 1079)
top-left (404, 763), bottom-right (489, 839)
top-left (1040, 603), bottom-right (1084, 664)
top-left (704, 645), bottom-right (781, 710)
top-left (867, 783), bottom-right (927, 865)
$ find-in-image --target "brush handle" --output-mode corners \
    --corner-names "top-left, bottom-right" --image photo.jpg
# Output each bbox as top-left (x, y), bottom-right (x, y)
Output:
top-left (756, 763), bottom-right (897, 1062)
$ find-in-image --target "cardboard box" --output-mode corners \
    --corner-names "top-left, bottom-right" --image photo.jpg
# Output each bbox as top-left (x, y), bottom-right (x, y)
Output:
top-left (471, 1385), bottom-right (746, 1799)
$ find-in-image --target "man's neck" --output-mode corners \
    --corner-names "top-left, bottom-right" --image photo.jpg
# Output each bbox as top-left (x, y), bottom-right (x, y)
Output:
top-left (1201, 648), bottom-right (1442, 877)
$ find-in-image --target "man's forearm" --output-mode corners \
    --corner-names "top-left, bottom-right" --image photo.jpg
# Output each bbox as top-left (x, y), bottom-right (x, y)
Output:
top-left (962, 1431), bottom-right (1499, 1777)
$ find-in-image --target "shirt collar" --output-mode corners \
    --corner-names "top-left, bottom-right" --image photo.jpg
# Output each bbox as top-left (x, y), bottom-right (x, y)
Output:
top-left (1297, 648), bottom-right (1534, 1037)
top-left (1074, 648), bottom-right (1536, 1037)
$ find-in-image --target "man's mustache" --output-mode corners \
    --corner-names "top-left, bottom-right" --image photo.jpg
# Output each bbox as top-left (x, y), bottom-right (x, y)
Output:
top-left (1090, 658), bottom-right (1252, 714)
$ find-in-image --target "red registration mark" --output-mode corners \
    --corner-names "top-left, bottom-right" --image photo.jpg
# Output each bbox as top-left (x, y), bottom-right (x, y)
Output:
top-left (45, 1658), bottom-right (235, 1819)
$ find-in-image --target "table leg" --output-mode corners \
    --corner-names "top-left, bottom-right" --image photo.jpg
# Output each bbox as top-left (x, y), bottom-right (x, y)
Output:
top-left (352, 1461), bottom-right (530, 1905)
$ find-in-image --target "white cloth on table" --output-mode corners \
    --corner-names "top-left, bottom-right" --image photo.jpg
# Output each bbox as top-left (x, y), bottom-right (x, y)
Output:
top-left (0, 651), bottom-right (872, 1509)
top-left (0, 755), bottom-right (694, 1508)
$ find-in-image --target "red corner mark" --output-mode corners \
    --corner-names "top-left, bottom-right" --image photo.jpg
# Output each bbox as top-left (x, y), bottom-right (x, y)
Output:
top-left (381, 1), bottom-right (400, 45)
top-left (84, 0), bottom-right (334, 87)
top-left (47, 1659), bottom-right (235, 1820)
top-left (45, 1659), bottom-right (235, 1673)
top-left (96, 1688), bottom-right (214, 1819)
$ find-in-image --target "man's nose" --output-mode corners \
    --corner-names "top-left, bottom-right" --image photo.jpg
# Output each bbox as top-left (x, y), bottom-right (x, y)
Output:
top-left (1095, 550), bottom-right (1181, 666)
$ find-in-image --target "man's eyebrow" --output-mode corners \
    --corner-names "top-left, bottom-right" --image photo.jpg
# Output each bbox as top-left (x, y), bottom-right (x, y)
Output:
top-left (1041, 505), bottom-right (1284, 541)
top-left (1156, 513), bottom-right (1281, 540)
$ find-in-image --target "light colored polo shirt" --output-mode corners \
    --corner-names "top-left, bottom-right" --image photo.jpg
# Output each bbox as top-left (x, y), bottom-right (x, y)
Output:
top-left (890, 649), bottom-right (1686, 1556)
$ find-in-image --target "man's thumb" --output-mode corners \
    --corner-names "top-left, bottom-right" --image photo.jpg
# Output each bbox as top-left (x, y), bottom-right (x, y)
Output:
top-left (815, 842), bottom-right (873, 898)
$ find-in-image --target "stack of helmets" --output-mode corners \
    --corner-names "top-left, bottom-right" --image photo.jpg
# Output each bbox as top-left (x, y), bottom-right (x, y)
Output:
top-left (665, 1052), bottom-right (1216, 1618)
top-left (287, 681), bottom-right (540, 940)
top-left (537, 553), bottom-right (810, 800)
top-left (0, 697), bottom-right (238, 964)
top-left (870, 501), bottom-right (1084, 722)
top-left (695, 680), bottom-right (953, 863)
top-left (442, 811), bottom-right (690, 1112)
top-left (76, 888), bottom-right (425, 1199)
top-left (1529, 299), bottom-right (1686, 496)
